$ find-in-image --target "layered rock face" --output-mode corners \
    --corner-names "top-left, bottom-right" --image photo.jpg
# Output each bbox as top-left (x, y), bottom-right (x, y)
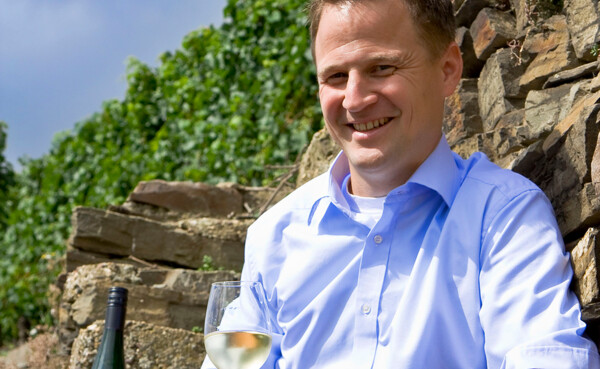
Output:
top-left (65, 181), bottom-right (289, 273)
top-left (59, 263), bottom-right (238, 356)
top-left (59, 181), bottom-right (292, 361)
top-left (59, 0), bottom-right (600, 366)
top-left (69, 320), bottom-right (206, 369)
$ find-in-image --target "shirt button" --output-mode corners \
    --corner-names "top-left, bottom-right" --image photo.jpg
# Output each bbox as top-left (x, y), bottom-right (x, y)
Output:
top-left (361, 303), bottom-right (371, 315)
top-left (374, 235), bottom-right (383, 244)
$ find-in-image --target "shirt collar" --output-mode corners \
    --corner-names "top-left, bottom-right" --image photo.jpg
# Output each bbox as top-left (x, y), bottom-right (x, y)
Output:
top-left (402, 135), bottom-right (460, 207)
top-left (326, 135), bottom-right (460, 209)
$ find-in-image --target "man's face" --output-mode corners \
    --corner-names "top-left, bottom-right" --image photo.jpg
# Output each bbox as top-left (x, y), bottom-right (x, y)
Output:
top-left (315, 0), bottom-right (461, 196)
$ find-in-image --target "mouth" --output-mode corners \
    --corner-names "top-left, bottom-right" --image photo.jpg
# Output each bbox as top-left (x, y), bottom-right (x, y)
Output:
top-left (349, 117), bottom-right (392, 132)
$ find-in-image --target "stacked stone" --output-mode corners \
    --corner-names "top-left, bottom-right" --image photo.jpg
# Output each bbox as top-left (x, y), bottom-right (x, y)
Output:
top-left (66, 180), bottom-right (291, 273)
top-left (61, 181), bottom-right (291, 367)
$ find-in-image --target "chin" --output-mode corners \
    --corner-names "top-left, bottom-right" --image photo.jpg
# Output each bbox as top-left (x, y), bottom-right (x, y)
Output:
top-left (350, 153), bottom-right (388, 171)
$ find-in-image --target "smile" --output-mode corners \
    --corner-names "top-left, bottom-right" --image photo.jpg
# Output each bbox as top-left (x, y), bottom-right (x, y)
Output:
top-left (351, 118), bottom-right (392, 132)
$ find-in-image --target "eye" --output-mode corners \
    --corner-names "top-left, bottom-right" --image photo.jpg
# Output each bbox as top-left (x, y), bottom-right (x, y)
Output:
top-left (372, 65), bottom-right (395, 76)
top-left (326, 72), bottom-right (348, 84)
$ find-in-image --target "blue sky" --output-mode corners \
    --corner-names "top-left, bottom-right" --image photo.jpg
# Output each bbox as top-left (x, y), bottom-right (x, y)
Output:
top-left (0, 0), bottom-right (227, 170)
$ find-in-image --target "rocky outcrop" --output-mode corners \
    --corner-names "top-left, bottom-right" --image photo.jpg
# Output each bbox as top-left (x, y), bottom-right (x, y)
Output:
top-left (58, 263), bottom-right (237, 355)
top-left (67, 206), bottom-right (251, 271)
top-left (69, 320), bottom-right (205, 369)
top-left (564, 0), bottom-right (600, 61)
top-left (296, 128), bottom-right (339, 187)
top-left (65, 180), bottom-right (292, 273)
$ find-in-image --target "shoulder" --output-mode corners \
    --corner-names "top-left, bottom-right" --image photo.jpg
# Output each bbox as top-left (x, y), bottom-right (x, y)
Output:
top-left (454, 152), bottom-right (557, 243)
top-left (458, 152), bottom-right (542, 202)
top-left (244, 172), bottom-right (330, 278)
top-left (248, 172), bottom-right (329, 232)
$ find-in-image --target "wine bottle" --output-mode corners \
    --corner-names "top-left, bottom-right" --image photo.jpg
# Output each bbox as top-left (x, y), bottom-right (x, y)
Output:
top-left (91, 286), bottom-right (128, 369)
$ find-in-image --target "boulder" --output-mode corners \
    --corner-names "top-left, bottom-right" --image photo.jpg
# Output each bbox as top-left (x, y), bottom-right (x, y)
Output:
top-left (59, 262), bottom-right (237, 355)
top-left (519, 15), bottom-right (581, 92)
top-left (127, 180), bottom-right (244, 218)
top-left (470, 7), bottom-right (518, 60)
top-left (69, 320), bottom-right (206, 369)
top-left (456, 27), bottom-right (485, 78)
top-left (296, 128), bottom-right (338, 187)
top-left (564, 0), bottom-right (600, 61)
top-left (68, 206), bottom-right (250, 270)
top-left (508, 0), bottom-right (531, 34)
top-left (542, 88), bottom-right (600, 154)
top-left (523, 83), bottom-right (579, 141)
top-left (509, 139), bottom-right (545, 174)
top-left (477, 48), bottom-right (530, 130)
top-left (534, 103), bottom-right (600, 236)
top-left (449, 131), bottom-right (495, 161)
top-left (113, 180), bottom-right (288, 221)
top-left (444, 78), bottom-right (483, 146)
top-left (455, 0), bottom-right (494, 28)
top-left (571, 228), bottom-right (600, 318)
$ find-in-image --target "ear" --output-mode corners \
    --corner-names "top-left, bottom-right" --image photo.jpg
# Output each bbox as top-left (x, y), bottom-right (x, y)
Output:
top-left (440, 42), bottom-right (463, 97)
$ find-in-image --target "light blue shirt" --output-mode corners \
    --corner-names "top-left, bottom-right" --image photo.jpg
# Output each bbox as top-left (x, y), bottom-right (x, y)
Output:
top-left (203, 137), bottom-right (600, 368)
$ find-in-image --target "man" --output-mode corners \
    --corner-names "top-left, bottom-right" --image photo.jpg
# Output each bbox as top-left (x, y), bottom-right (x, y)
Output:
top-left (203, 0), bottom-right (600, 367)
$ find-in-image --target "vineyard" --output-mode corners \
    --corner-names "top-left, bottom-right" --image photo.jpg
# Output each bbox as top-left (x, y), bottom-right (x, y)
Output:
top-left (0, 0), bottom-right (321, 342)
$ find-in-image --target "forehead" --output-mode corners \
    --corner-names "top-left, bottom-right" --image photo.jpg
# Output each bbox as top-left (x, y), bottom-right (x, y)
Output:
top-left (314, 0), bottom-right (420, 65)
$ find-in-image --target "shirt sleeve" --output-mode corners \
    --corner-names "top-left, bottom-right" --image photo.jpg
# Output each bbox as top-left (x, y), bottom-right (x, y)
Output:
top-left (479, 189), bottom-right (600, 369)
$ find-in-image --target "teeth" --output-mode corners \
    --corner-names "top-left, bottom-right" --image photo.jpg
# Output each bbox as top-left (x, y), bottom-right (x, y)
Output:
top-left (353, 118), bottom-right (389, 132)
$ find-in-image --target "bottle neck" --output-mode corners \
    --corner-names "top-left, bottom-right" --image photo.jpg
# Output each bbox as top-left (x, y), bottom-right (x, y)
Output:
top-left (104, 304), bottom-right (126, 331)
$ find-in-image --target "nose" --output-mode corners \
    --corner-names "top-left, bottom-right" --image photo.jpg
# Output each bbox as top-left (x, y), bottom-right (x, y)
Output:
top-left (342, 72), bottom-right (377, 112)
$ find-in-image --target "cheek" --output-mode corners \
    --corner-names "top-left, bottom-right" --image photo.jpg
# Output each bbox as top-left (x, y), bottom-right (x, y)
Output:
top-left (380, 78), bottom-right (408, 100)
top-left (324, 119), bottom-right (343, 146)
top-left (319, 89), bottom-right (342, 118)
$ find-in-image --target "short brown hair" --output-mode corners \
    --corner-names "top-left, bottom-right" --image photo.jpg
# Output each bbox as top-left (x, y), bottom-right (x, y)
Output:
top-left (307, 0), bottom-right (456, 59)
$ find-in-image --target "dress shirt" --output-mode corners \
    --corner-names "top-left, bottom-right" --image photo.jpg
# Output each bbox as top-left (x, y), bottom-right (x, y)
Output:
top-left (202, 136), bottom-right (600, 368)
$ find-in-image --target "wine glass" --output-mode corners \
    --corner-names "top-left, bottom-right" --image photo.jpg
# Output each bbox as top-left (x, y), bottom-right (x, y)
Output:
top-left (204, 281), bottom-right (272, 369)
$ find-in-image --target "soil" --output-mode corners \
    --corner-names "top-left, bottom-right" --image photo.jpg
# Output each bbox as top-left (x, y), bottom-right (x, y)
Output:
top-left (0, 329), bottom-right (68, 369)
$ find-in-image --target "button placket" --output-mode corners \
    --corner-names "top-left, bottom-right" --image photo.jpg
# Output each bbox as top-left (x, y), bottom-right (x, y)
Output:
top-left (353, 222), bottom-right (391, 366)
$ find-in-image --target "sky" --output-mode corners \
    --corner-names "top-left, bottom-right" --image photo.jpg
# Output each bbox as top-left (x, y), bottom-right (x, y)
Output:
top-left (0, 0), bottom-right (227, 170)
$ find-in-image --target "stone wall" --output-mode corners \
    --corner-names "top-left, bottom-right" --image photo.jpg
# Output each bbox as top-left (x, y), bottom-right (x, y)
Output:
top-left (58, 0), bottom-right (600, 366)
top-left (65, 181), bottom-right (290, 273)
top-left (446, 0), bottom-right (600, 337)
top-left (58, 181), bottom-right (292, 366)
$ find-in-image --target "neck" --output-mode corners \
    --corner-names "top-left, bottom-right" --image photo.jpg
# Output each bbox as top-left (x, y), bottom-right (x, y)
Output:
top-left (347, 135), bottom-right (441, 197)
top-left (348, 165), bottom-right (416, 197)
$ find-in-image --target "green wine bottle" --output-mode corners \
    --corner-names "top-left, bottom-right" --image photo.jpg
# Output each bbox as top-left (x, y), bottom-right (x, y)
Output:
top-left (91, 287), bottom-right (128, 369)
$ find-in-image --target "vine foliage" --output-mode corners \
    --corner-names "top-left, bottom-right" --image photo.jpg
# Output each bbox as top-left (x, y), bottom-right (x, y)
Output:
top-left (0, 0), bottom-right (321, 342)
top-left (0, 121), bottom-right (15, 229)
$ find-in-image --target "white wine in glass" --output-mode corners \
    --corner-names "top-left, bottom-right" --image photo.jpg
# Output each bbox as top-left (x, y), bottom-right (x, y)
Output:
top-left (204, 281), bottom-right (272, 369)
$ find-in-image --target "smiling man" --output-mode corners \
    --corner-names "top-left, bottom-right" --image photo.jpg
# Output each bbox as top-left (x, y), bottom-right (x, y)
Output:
top-left (201, 0), bottom-right (600, 368)
top-left (314, 0), bottom-right (460, 197)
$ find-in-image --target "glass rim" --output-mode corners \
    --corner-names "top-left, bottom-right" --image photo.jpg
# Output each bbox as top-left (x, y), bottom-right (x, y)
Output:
top-left (210, 280), bottom-right (262, 287)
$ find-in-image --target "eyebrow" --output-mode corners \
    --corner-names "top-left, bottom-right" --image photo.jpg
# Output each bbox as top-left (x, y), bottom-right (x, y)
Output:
top-left (317, 53), bottom-right (407, 80)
